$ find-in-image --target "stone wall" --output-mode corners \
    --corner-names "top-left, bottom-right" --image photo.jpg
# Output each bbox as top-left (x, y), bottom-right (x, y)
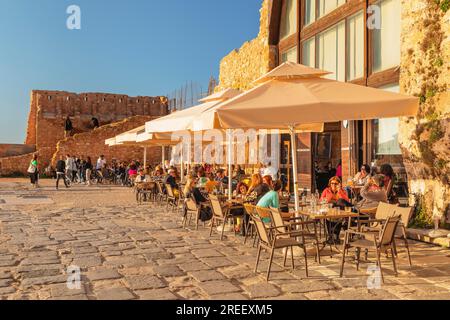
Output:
top-left (0, 153), bottom-right (36, 176)
top-left (52, 116), bottom-right (162, 168)
top-left (29, 90), bottom-right (168, 169)
top-left (215, 0), bottom-right (277, 91)
top-left (399, 0), bottom-right (450, 223)
top-left (0, 144), bottom-right (36, 158)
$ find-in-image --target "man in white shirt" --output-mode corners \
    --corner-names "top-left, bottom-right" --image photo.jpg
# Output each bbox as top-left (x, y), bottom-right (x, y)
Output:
top-left (96, 155), bottom-right (106, 171)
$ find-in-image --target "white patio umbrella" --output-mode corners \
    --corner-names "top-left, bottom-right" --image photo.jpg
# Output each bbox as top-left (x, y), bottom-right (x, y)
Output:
top-left (194, 62), bottom-right (420, 210)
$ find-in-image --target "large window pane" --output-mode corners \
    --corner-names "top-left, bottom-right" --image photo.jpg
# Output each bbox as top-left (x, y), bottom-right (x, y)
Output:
top-left (347, 11), bottom-right (364, 80)
top-left (302, 38), bottom-right (315, 67)
top-left (317, 21), bottom-right (345, 82)
top-left (304, 0), bottom-right (316, 26)
top-left (374, 84), bottom-right (402, 155)
top-left (318, 0), bottom-right (345, 18)
top-left (281, 46), bottom-right (298, 63)
top-left (372, 0), bottom-right (401, 73)
top-left (280, 0), bottom-right (298, 40)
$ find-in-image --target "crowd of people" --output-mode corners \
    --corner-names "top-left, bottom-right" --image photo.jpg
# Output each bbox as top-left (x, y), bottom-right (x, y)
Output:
top-left (26, 152), bottom-right (399, 243)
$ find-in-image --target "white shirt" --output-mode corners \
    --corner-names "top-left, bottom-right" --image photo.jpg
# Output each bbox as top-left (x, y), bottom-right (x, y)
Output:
top-left (96, 158), bottom-right (106, 170)
top-left (263, 166), bottom-right (278, 180)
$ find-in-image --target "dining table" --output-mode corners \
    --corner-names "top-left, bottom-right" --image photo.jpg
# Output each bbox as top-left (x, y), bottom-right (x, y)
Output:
top-left (296, 208), bottom-right (360, 256)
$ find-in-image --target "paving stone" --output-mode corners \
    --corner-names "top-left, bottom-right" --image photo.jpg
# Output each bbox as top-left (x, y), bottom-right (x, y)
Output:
top-left (210, 292), bottom-right (249, 300)
top-left (86, 269), bottom-right (122, 281)
top-left (21, 275), bottom-right (68, 288)
top-left (95, 287), bottom-right (135, 300)
top-left (71, 256), bottom-right (103, 268)
top-left (124, 275), bottom-right (167, 290)
top-left (244, 283), bottom-right (281, 299)
top-left (197, 280), bottom-right (242, 296)
top-left (152, 265), bottom-right (185, 277)
top-left (280, 280), bottom-right (336, 294)
top-left (135, 288), bottom-right (179, 300)
top-left (191, 249), bottom-right (224, 259)
top-left (49, 283), bottom-right (86, 297)
top-left (188, 270), bottom-right (226, 282)
top-left (201, 257), bottom-right (236, 268)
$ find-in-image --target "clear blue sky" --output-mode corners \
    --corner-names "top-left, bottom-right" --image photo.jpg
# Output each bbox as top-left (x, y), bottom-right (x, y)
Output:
top-left (0, 0), bottom-right (262, 143)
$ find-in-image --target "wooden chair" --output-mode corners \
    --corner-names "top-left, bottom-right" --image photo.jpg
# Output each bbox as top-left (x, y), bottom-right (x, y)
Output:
top-left (182, 195), bottom-right (202, 230)
top-left (209, 194), bottom-right (240, 241)
top-left (165, 184), bottom-right (178, 211)
top-left (358, 203), bottom-right (413, 266)
top-left (252, 214), bottom-right (309, 281)
top-left (340, 215), bottom-right (401, 283)
top-left (243, 203), bottom-right (257, 246)
top-left (155, 181), bottom-right (166, 204)
top-left (269, 207), bottom-right (321, 264)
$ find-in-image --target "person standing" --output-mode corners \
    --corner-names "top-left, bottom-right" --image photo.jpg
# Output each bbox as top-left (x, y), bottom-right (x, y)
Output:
top-left (85, 157), bottom-right (93, 186)
top-left (64, 116), bottom-right (73, 138)
top-left (91, 117), bottom-right (100, 129)
top-left (27, 154), bottom-right (39, 188)
top-left (55, 156), bottom-right (69, 190)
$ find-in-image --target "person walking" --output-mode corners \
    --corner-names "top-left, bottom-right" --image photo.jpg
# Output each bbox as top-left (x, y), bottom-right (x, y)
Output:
top-left (55, 156), bottom-right (69, 190)
top-left (85, 157), bottom-right (93, 186)
top-left (64, 116), bottom-right (73, 138)
top-left (27, 154), bottom-right (39, 188)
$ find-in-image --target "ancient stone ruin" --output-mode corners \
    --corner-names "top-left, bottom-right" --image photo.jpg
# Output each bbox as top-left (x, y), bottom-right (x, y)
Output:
top-left (0, 90), bottom-right (169, 176)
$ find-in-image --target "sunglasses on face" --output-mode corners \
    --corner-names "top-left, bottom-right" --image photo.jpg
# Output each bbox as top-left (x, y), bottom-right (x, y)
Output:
top-left (331, 182), bottom-right (339, 186)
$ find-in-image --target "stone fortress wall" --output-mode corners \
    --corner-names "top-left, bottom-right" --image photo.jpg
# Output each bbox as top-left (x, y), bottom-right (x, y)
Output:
top-left (0, 90), bottom-right (169, 176)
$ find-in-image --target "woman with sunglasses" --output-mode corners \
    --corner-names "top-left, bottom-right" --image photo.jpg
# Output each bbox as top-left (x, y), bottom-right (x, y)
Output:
top-left (320, 176), bottom-right (352, 244)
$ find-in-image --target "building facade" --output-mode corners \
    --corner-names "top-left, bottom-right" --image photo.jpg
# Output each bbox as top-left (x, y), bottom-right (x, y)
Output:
top-left (217, 0), bottom-right (449, 222)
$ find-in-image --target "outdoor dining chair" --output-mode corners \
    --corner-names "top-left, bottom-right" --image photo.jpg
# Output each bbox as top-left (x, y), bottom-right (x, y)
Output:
top-left (165, 184), bottom-right (178, 212)
top-left (243, 203), bottom-right (257, 247)
top-left (209, 194), bottom-right (242, 241)
top-left (356, 203), bottom-right (413, 266)
top-left (340, 215), bottom-right (402, 283)
top-left (269, 207), bottom-right (321, 264)
top-left (155, 181), bottom-right (166, 204)
top-left (252, 214), bottom-right (309, 281)
top-left (182, 195), bottom-right (203, 230)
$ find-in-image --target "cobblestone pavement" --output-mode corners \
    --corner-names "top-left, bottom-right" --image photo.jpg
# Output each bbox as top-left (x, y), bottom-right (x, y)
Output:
top-left (0, 179), bottom-right (449, 300)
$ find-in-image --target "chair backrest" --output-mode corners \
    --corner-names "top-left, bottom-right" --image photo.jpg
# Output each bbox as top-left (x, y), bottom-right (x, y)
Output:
top-left (394, 206), bottom-right (414, 227)
top-left (269, 207), bottom-right (287, 233)
top-left (166, 184), bottom-right (175, 198)
top-left (255, 207), bottom-right (271, 219)
top-left (156, 181), bottom-right (164, 194)
top-left (209, 194), bottom-right (224, 218)
top-left (379, 215), bottom-right (401, 246)
top-left (375, 202), bottom-right (397, 220)
top-left (185, 196), bottom-right (198, 211)
top-left (252, 214), bottom-right (272, 246)
top-left (244, 203), bottom-right (256, 217)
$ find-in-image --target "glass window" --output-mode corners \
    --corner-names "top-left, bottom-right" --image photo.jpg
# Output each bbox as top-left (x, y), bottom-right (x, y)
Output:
top-left (317, 21), bottom-right (345, 81)
top-left (301, 38), bottom-right (315, 67)
top-left (318, 0), bottom-right (345, 18)
top-left (280, 0), bottom-right (298, 39)
top-left (347, 11), bottom-right (364, 81)
top-left (281, 46), bottom-right (298, 63)
top-left (372, 0), bottom-right (401, 73)
top-left (304, 0), bottom-right (316, 26)
top-left (374, 84), bottom-right (402, 155)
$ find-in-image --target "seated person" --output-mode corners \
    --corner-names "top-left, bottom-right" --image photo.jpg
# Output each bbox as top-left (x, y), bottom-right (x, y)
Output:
top-left (257, 181), bottom-right (293, 221)
top-left (196, 168), bottom-right (209, 187)
top-left (135, 169), bottom-right (148, 183)
top-left (353, 164), bottom-right (371, 186)
top-left (233, 182), bottom-right (249, 200)
top-left (184, 175), bottom-right (207, 204)
top-left (164, 169), bottom-right (179, 198)
top-left (215, 169), bottom-right (229, 186)
top-left (247, 173), bottom-right (270, 205)
top-left (355, 174), bottom-right (387, 212)
top-left (320, 176), bottom-right (352, 244)
top-left (233, 165), bottom-right (246, 181)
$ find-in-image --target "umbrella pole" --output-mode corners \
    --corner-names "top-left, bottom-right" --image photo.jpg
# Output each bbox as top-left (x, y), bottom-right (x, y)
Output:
top-left (143, 147), bottom-right (147, 168)
top-left (180, 144), bottom-right (184, 183)
top-left (227, 129), bottom-right (232, 201)
top-left (161, 146), bottom-right (165, 166)
top-left (289, 126), bottom-right (300, 213)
